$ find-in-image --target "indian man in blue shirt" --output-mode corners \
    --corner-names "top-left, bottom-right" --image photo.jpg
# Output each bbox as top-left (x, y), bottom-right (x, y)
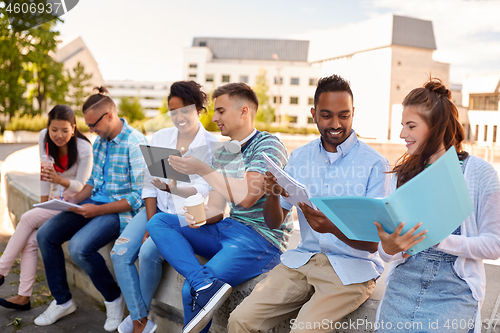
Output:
top-left (228, 74), bottom-right (390, 332)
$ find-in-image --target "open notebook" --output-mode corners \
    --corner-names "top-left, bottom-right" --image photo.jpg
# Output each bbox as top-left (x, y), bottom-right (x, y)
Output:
top-left (262, 152), bottom-right (315, 209)
top-left (34, 199), bottom-right (82, 211)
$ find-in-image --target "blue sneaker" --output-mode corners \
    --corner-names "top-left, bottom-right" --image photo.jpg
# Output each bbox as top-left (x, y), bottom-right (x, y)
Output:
top-left (183, 279), bottom-right (232, 333)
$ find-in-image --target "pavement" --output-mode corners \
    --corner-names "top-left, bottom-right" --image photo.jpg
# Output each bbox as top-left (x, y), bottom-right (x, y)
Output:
top-left (0, 143), bottom-right (110, 333)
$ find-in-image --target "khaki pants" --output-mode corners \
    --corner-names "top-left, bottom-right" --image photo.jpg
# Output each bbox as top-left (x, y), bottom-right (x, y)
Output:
top-left (228, 253), bottom-right (375, 333)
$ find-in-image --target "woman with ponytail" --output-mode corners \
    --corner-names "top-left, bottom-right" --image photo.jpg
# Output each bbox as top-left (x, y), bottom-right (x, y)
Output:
top-left (0, 105), bottom-right (93, 310)
top-left (374, 79), bottom-right (500, 332)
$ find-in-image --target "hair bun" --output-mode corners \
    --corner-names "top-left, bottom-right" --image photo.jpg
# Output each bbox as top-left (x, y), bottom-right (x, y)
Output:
top-left (424, 78), bottom-right (451, 99)
top-left (93, 86), bottom-right (109, 95)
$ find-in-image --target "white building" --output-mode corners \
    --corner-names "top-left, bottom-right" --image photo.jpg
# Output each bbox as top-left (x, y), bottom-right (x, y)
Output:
top-left (462, 73), bottom-right (500, 146)
top-left (104, 80), bottom-right (172, 118)
top-left (313, 14), bottom-right (449, 141)
top-left (183, 14), bottom-right (450, 141)
top-left (55, 36), bottom-right (104, 99)
top-left (183, 37), bottom-right (319, 127)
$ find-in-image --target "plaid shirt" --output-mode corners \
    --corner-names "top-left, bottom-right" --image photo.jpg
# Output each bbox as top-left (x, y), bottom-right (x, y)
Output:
top-left (87, 118), bottom-right (147, 231)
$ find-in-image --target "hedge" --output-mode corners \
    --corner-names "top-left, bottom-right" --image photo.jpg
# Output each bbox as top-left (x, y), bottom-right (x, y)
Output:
top-left (3, 115), bottom-right (319, 136)
top-left (5, 115), bottom-right (90, 133)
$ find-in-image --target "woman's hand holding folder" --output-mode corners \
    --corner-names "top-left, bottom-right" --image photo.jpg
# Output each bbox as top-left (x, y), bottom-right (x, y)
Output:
top-left (374, 221), bottom-right (427, 258)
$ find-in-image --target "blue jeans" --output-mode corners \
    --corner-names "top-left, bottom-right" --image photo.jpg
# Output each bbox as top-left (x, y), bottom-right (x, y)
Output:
top-left (111, 208), bottom-right (164, 321)
top-left (37, 198), bottom-right (121, 304)
top-left (147, 213), bottom-right (281, 332)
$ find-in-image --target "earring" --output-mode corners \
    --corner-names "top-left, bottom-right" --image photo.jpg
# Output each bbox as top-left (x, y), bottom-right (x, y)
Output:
top-left (72, 132), bottom-right (75, 137)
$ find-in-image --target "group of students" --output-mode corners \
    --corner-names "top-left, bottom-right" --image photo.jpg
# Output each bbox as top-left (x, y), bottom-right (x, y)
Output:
top-left (0, 74), bottom-right (499, 333)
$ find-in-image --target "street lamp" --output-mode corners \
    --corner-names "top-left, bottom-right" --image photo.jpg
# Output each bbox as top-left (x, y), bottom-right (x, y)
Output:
top-left (272, 53), bottom-right (281, 125)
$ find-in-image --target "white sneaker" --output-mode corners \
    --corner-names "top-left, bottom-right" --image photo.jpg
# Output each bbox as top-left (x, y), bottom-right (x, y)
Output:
top-left (34, 300), bottom-right (77, 326)
top-left (117, 315), bottom-right (133, 333)
top-left (143, 319), bottom-right (158, 333)
top-left (104, 294), bottom-right (126, 331)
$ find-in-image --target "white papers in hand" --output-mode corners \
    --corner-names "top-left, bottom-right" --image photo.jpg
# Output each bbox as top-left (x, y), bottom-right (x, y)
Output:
top-left (262, 152), bottom-right (316, 209)
top-left (33, 199), bottom-right (82, 211)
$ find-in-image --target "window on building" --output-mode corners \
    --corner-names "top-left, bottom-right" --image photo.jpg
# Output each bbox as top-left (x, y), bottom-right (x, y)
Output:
top-left (290, 77), bottom-right (299, 85)
top-left (309, 78), bottom-right (318, 86)
top-left (308, 97), bottom-right (314, 105)
top-left (189, 63), bottom-right (197, 69)
top-left (273, 96), bottom-right (282, 104)
top-left (288, 116), bottom-right (298, 123)
top-left (199, 41), bottom-right (207, 47)
top-left (240, 75), bottom-right (249, 83)
top-left (308, 117), bottom-right (315, 124)
top-left (189, 74), bottom-right (197, 78)
top-left (290, 97), bottom-right (299, 105)
top-left (484, 125), bottom-right (488, 141)
top-left (475, 125), bottom-right (479, 141)
top-left (469, 94), bottom-right (499, 111)
top-left (494, 125), bottom-right (498, 143)
top-left (274, 77), bottom-right (283, 85)
top-left (206, 74), bottom-right (214, 82)
top-left (222, 75), bottom-right (230, 83)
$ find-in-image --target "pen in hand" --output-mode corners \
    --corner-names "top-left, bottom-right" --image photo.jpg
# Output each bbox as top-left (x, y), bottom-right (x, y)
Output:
top-left (60, 189), bottom-right (63, 201)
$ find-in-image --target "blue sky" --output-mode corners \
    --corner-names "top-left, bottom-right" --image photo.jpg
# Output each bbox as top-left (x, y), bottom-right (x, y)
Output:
top-left (57, 0), bottom-right (500, 83)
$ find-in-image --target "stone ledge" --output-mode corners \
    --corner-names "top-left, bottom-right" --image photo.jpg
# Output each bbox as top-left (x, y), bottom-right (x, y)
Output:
top-left (6, 147), bottom-right (500, 332)
top-left (2, 164), bottom-right (382, 332)
top-left (1, 153), bottom-right (298, 332)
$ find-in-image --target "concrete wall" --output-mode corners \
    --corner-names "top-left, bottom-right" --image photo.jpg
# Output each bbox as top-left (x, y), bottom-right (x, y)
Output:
top-left (5, 143), bottom-right (500, 333)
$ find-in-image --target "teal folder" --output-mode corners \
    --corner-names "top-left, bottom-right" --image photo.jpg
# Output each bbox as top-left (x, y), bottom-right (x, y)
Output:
top-left (310, 147), bottom-right (473, 254)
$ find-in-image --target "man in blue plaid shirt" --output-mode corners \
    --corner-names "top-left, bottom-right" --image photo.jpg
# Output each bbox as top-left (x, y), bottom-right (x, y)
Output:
top-left (35, 88), bottom-right (147, 331)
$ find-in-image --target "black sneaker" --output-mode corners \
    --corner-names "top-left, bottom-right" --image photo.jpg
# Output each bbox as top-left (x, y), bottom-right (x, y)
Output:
top-left (183, 279), bottom-right (232, 333)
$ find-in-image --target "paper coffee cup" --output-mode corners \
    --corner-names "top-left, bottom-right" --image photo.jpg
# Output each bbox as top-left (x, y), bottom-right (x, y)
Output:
top-left (185, 193), bottom-right (206, 227)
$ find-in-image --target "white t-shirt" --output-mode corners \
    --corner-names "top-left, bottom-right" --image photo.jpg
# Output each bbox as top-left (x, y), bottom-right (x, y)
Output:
top-left (141, 123), bottom-right (220, 214)
top-left (325, 151), bottom-right (341, 164)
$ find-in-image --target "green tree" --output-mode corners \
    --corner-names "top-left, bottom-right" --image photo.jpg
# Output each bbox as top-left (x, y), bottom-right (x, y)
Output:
top-left (158, 97), bottom-right (168, 114)
top-left (253, 68), bottom-right (275, 123)
top-left (0, 3), bottom-right (66, 116)
top-left (25, 21), bottom-right (68, 113)
top-left (67, 61), bottom-right (93, 115)
top-left (118, 96), bottom-right (145, 123)
top-left (0, 6), bottom-right (29, 118)
top-left (199, 93), bottom-right (219, 132)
